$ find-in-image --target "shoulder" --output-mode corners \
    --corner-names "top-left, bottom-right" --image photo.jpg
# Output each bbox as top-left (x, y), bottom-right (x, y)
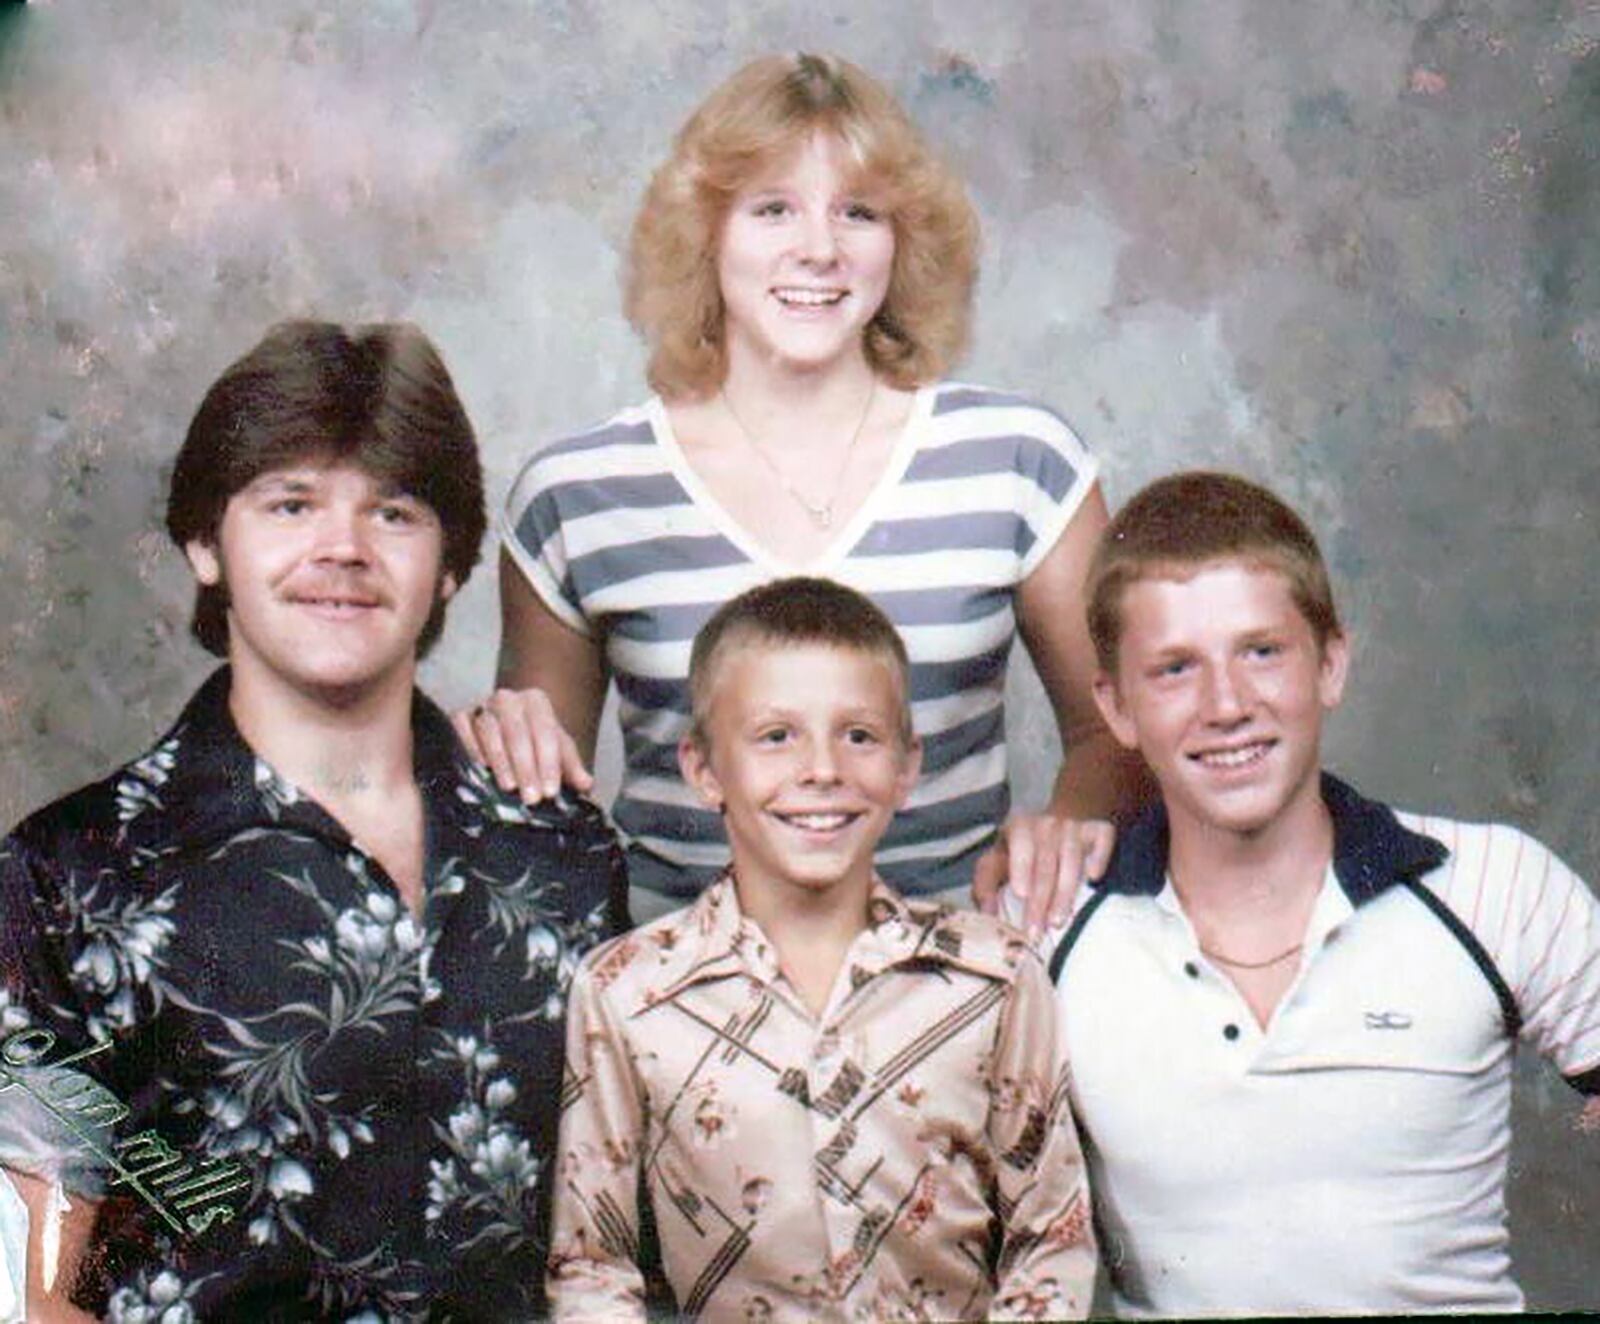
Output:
top-left (1395, 806), bottom-right (1585, 921)
top-left (450, 782), bottom-right (624, 898)
top-left (3, 760), bottom-right (150, 885)
top-left (573, 903), bottom-right (703, 1008)
top-left (898, 897), bottom-right (1042, 986)
top-left (505, 400), bottom-right (663, 500)
top-left (914, 382), bottom-right (1096, 502)
top-left (926, 382), bottom-right (1087, 451)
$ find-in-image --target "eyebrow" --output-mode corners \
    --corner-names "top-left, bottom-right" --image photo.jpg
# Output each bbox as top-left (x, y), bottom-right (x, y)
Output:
top-left (245, 474), bottom-right (317, 495)
top-left (243, 473), bottom-right (419, 501)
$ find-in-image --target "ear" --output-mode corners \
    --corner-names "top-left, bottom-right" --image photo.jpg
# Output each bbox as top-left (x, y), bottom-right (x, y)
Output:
top-left (1318, 631), bottom-right (1350, 711)
top-left (440, 572), bottom-right (458, 602)
top-left (892, 734), bottom-right (923, 809)
top-left (1092, 670), bottom-right (1141, 751)
top-left (185, 540), bottom-right (221, 587)
top-left (678, 735), bottom-right (724, 811)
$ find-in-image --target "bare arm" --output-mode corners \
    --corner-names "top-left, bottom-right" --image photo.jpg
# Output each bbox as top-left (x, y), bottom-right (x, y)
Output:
top-left (5, 1169), bottom-right (97, 1323)
top-left (973, 487), bottom-right (1153, 932)
top-left (450, 549), bottom-right (610, 800)
top-left (1016, 486), bottom-right (1152, 822)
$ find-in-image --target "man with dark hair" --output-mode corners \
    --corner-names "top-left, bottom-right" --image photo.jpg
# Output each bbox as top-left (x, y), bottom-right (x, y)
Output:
top-left (1041, 471), bottom-right (1600, 1315)
top-left (0, 321), bottom-right (628, 1320)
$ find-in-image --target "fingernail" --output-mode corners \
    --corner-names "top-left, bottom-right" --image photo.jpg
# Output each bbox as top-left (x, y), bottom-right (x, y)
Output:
top-left (521, 785), bottom-right (540, 802)
top-left (544, 779), bottom-right (560, 798)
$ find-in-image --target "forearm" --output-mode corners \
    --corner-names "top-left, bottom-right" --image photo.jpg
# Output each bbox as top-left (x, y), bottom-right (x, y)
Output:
top-left (1047, 726), bottom-right (1152, 823)
top-left (5, 1170), bottom-right (97, 1323)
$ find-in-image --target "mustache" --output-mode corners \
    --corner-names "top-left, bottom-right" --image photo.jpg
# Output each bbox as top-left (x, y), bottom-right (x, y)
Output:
top-left (280, 577), bottom-right (388, 606)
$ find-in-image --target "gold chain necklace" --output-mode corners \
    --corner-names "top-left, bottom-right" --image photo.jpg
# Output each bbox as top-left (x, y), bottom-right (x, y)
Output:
top-left (1198, 940), bottom-right (1304, 970)
top-left (721, 379), bottom-right (876, 530)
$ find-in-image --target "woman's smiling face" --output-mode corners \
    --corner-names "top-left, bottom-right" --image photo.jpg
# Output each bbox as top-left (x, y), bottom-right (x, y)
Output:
top-left (716, 131), bottom-right (896, 378)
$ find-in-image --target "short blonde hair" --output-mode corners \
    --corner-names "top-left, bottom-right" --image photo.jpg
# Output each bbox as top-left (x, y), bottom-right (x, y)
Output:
top-left (627, 53), bottom-right (980, 399)
top-left (687, 577), bottom-right (914, 751)
top-left (1086, 472), bottom-right (1343, 675)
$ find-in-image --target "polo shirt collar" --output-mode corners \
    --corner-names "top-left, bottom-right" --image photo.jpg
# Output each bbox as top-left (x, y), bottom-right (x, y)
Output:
top-left (1097, 772), bottom-right (1448, 907)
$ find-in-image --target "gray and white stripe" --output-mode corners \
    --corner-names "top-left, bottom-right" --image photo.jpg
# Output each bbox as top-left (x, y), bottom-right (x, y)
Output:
top-left (502, 383), bottom-right (1097, 899)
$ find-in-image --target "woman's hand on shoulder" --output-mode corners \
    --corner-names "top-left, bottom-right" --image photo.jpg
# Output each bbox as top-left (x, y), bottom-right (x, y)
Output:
top-left (972, 813), bottom-right (1116, 941)
top-left (451, 687), bottom-right (595, 803)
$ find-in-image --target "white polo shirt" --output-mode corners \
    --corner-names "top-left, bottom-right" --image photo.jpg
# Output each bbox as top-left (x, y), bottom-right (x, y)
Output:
top-left (1051, 775), bottom-right (1600, 1318)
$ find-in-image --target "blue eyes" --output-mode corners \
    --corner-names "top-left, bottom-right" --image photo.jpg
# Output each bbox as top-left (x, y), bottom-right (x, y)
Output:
top-left (1150, 644), bottom-right (1284, 680)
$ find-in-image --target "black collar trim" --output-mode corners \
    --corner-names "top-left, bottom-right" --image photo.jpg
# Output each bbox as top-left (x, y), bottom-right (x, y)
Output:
top-left (1096, 772), bottom-right (1449, 906)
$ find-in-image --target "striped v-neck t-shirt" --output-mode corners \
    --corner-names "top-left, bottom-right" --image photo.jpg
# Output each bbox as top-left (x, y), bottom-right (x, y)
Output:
top-left (501, 383), bottom-right (1099, 900)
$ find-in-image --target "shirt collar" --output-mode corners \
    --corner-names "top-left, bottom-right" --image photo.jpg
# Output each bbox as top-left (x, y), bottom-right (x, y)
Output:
top-left (639, 873), bottom-right (1023, 1010)
top-left (1097, 772), bottom-right (1448, 907)
top-left (117, 665), bottom-right (521, 858)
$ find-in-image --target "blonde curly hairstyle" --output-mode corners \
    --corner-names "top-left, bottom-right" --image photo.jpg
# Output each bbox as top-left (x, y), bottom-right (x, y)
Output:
top-left (627, 53), bottom-right (980, 399)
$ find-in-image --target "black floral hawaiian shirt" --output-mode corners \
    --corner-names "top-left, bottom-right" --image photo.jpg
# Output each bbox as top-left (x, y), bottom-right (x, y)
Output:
top-left (0, 667), bottom-right (627, 1321)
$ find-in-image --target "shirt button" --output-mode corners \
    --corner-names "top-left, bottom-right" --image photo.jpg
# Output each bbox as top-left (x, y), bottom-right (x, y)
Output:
top-left (1184, 961), bottom-right (1200, 979)
top-left (1223, 1023), bottom-right (1241, 1041)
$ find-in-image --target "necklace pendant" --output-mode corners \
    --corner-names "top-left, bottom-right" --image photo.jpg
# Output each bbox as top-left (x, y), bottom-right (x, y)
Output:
top-left (815, 507), bottom-right (833, 529)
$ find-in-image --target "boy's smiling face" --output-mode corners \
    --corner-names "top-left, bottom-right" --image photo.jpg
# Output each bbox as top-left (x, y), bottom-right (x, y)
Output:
top-left (1093, 559), bottom-right (1347, 843)
top-left (680, 641), bottom-right (921, 902)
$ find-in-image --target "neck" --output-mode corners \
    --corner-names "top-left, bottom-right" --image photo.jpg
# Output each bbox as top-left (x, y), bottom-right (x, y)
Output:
top-left (227, 660), bottom-right (418, 807)
top-left (1166, 777), bottom-right (1334, 923)
top-left (720, 340), bottom-right (879, 428)
top-left (733, 864), bottom-right (873, 973)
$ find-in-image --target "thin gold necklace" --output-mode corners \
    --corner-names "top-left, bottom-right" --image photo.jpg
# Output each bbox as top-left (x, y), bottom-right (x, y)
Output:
top-left (1198, 940), bottom-right (1304, 970)
top-left (721, 378), bottom-right (876, 530)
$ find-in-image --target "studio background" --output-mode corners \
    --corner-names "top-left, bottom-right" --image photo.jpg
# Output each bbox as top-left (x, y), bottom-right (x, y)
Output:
top-left (1, 0), bottom-right (1595, 1307)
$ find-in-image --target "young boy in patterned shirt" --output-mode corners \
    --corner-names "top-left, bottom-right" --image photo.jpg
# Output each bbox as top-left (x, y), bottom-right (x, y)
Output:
top-left (547, 576), bottom-right (1094, 1322)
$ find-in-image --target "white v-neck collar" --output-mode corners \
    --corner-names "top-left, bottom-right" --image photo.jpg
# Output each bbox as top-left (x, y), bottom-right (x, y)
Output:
top-left (646, 386), bottom-right (935, 576)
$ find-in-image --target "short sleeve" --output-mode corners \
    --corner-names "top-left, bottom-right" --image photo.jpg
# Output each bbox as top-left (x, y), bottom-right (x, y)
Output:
top-left (500, 445), bottom-right (593, 636)
top-left (1009, 399), bottom-right (1099, 580)
top-left (1425, 819), bottom-right (1600, 1091)
top-left (1501, 836), bottom-right (1600, 1089)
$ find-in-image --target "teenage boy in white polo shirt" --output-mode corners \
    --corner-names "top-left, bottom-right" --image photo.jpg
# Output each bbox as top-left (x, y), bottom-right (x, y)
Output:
top-left (1048, 471), bottom-right (1600, 1316)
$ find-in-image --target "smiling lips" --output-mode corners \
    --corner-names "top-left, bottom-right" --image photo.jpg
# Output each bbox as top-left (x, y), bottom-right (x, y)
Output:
top-left (772, 286), bottom-right (847, 308)
top-left (1189, 739), bottom-right (1276, 771)
top-left (771, 808), bottom-right (863, 834)
top-left (287, 588), bottom-right (383, 618)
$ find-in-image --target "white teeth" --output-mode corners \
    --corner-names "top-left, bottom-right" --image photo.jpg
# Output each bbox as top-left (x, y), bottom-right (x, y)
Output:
top-left (774, 288), bottom-right (844, 306)
top-left (1196, 743), bottom-right (1269, 769)
top-left (781, 812), bottom-right (853, 831)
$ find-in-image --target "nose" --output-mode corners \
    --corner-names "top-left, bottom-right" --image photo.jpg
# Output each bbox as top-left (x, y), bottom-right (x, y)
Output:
top-left (310, 503), bottom-right (371, 565)
top-left (799, 735), bottom-right (842, 784)
top-left (1201, 661), bottom-right (1251, 726)
top-left (794, 206), bottom-right (839, 265)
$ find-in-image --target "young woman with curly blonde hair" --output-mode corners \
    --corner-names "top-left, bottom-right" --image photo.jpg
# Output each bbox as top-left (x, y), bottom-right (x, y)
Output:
top-left (458, 53), bottom-right (1145, 923)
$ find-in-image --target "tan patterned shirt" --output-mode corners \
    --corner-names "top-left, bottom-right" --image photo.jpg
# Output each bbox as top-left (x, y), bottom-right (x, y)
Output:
top-left (548, 875), bottom-right (1094, 1322)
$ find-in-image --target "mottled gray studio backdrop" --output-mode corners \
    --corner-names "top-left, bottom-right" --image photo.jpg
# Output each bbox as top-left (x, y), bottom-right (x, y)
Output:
top-left (2, 0), bottom-right (1596, 1308)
